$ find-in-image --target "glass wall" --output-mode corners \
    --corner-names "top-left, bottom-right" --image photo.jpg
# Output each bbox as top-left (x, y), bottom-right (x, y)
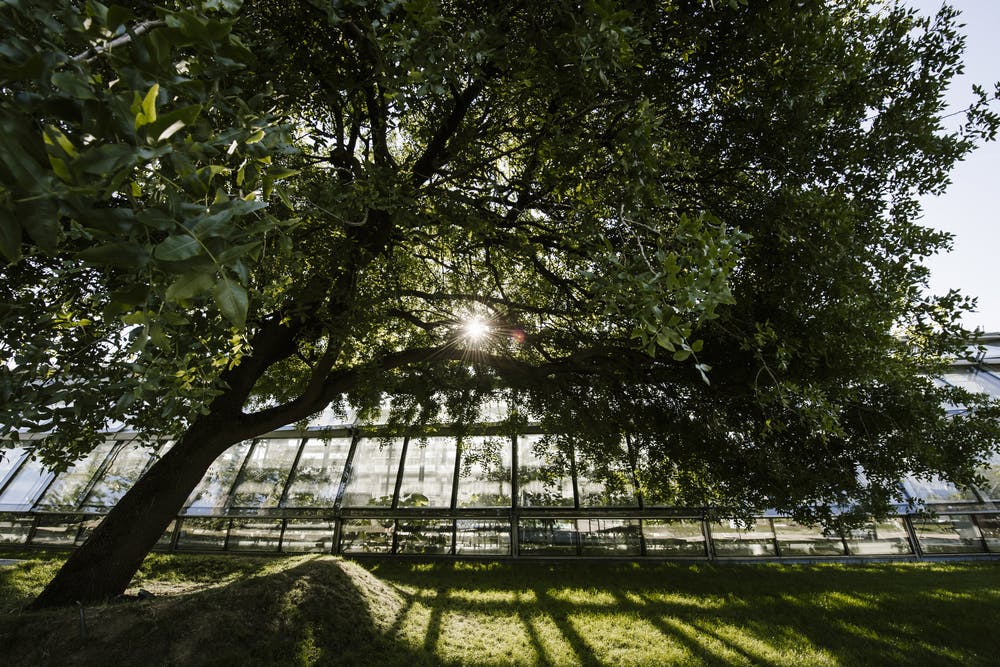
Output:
top-left (228, 438), bottom-right (301, 510)
top-left (397, 436), bottom-right (456, 507)
top-left (455, 436), bottom-right (511, 507)
top-left (183, 441), bottom-right (252, 515)
top-left (3, 425), bottom-right (1000, 563)
top-left (283, 437), bottom-right (352, 508)
top-left (340, 437), bottom-right (405, 507)
top-left (517, 435), bottom-right (574, 507)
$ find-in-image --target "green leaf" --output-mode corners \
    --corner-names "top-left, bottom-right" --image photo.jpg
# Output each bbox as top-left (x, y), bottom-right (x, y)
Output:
top-left (166, 271), bottom-right (216, 302)
top-left (78, 242), bottom-right (149, 268)
top-left (154, 234), bottom-right (202, 261)
top-left (245, 129), bottom-right (265, 144)
top-left (213, 278), bottom-right (248, 328)
top-left (0, 207), bottom-right (22, 262)
top-left (266, 167), bottom-right (299, 180)
top-left (134, 83), bottom-right (160, 128)
top-left (145, 104), bottom-right (203, 142)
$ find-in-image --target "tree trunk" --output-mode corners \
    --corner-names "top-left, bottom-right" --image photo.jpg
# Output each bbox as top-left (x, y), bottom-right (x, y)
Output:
top-left (28, 420), bottom-right (242, 609)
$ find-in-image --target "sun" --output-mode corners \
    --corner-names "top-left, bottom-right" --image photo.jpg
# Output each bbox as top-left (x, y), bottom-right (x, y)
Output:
top-left (463, 318), bottom-right (490, 341)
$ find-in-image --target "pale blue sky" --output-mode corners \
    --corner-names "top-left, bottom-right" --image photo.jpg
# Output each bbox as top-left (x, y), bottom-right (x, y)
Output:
top-left (909, 0), bottom-right (1000, 332)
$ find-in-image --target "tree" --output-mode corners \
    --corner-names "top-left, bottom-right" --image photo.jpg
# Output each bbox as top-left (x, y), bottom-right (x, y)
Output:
top-left (1, 0), bottom-right (998, 607)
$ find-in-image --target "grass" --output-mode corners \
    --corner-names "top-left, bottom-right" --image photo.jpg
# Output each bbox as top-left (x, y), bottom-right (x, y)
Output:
top-left (1, 553), bottom-right (999, 666)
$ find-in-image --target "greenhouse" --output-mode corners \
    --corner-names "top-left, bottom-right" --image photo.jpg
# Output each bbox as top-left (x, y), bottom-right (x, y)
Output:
top-left (3, 338), bottom-right (1000, 562)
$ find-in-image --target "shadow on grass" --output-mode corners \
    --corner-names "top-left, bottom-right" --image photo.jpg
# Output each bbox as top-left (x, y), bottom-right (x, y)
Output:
top-left (0, 556), bottom-right (437, 667)
top-left (365, 560), bottom-right (1000, 666)
top-left (2, 558), bottom-right (999, 666)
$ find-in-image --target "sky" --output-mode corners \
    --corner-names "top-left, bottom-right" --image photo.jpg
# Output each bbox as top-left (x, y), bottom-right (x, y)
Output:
top-left (908, 0), bottom-right (1000, 332)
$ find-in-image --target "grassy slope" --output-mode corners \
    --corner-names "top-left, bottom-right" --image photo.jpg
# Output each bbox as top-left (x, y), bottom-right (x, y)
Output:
top-left (1, 553), bottom-right (999, 666)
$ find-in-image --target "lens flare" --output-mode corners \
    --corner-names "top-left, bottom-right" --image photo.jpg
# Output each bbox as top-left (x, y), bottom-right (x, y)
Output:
top-left (463, 318), bottom-right (490, 341)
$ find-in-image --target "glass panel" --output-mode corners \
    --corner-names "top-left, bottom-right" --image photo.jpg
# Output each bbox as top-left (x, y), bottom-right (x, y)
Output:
top-left (154, 521), bottom-right (177, 550)
top-left (975, 453), bottom-right (1000, 501)
top-left (176, 517), bottom-right (230, 550)
top-left (844, 518), bottom-right (912, 555)
top-left (913, 514), bottom-right (986, 554)
top-left (577, 518), bottom-right (641, 555)
top-left (772, 518), bottom-right (846, 556)
top-left (183, 441), bottom-right (251, 514)
top-left (35, 441), bottom-right (115, 510)
top-left (0, 447), bottom-right (27, 487)
top-left (74, 515), bottom-right (104, 545)
top-left (283, 437), bottom-right (352, 508)
top-left (227, 518), bottom-right (283, 552)
top-left (0, 454), bottom-right (53, 510)
top-left (710, 519), bottom-right (777, 557)
top-left (642, 519), bottom-right (707, 556)
top-left (339, 518), bottom-right (394, 553)
top-left (455, 519), bottom-right (511, 555)
top-left (518, 518), bottom-right (577, 555)
top-left (941, 366), bottom-right (1000, 398)
top-left (456, 436), bottom-right (512, 508)
top-left (281, 519), bottom-right (335, 553)
top-left (975, 514), bottom-right (1000, 553)
top-left (517, 435), bottom-right (574, 507)
top-left (29, 514), bottom-right (83, 546)
top-left (79, 442), bottom-right (156, 509)
top-left (397, 436), bottom-right (457, 508)
top-left (902, 475), bottom-right (978, 503)
top-left (0, 513), bottom-right (33, 545)
top-left (576, 443), bottom-right (638, 507)
top-left (228, 439), bottom-right (300, 510)
top-left (340, 437), bottom-right (405, 508)
top-left (396, 519), bottom-right (454, 554)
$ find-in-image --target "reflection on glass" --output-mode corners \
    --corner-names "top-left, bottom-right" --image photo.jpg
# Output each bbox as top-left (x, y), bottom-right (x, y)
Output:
top-left (710, 519), bottom-right (777, 557)
top-left (176, 517), bottom-right (230, 550)
top-left (976, 453), bottom-right (1000, 501)
top-left (577, 518), bottom-right (641, 555)
top-left (941, 366), bottom-right (1000, 398)
top-left (340, 518), bottom-right (394, 553)
top-left (913, 514), bottom-right (986, 554)
top-left (642, 519), bottom-right (706, 556)
top-left (902, 476), bottom-right (978, 503)
top-left (79, 442), bottom-right (157, 509)
top-left (975, 514), bottom-right (1000, 553)
top-left (519, 518), bottom-right (578, 555)
top-left (844, 519), bottom-right (912, 555)
top-left (455, 520), bottom-right (511, 555)
top-left (0, 454), bottom-right (53, 510)
top-left (227, 518), bottom-right (283, 552)
top-left (396, 519), bottom-right (454, 554)
top-left (398, 437), bottom-right (457, 508)
top-left (340, 438), bottom-right (404, 507)
top-left (283, 438), bottom-right (352, 508)
top-left (183, 441), bottom-right (251, 514)
top-left (154, 521), bottom-right (177, 550)
top-left (0, 513), bottom-right (33, 544)
top-left (518, 435), bottom-right (573, 507)
top-left (456, 436), bottom-right (511, 507)
top-left (772, 518), bottom-right (845, 556)
top-left (36, 441), bottom-right (116, 510)
top-left (282, 519), bottom-right (335, 553)
top-left (576, 443), bottom-right (638, 507)
top-left (228, 439), bottom-right (300, 509)
top-left (0, 447), bottom-right (27, 487)
top-left (29, 514), bottom-right (83, 546)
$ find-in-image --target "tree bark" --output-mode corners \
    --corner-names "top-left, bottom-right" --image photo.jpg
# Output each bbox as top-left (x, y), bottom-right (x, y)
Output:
top-left (28, 419), bottom-right (244, 609)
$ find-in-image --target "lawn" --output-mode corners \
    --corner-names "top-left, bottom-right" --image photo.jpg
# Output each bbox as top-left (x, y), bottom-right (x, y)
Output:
top-left (1, 552), bottom-right (998, 666)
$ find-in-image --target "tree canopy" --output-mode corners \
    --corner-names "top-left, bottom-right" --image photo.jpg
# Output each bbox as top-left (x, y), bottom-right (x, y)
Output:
top-left (2, 0), bottom-right (1000, 605)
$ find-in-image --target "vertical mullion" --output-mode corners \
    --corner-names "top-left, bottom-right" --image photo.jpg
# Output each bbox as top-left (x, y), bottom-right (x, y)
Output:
top-left (0, 448), bottom-right (29, 497)
top-left (72, 440), bottom-right (122, 511)
top-left (510, 433), bottom-right (519, 558)
top-left (391, 435), bottom-right (410, 510)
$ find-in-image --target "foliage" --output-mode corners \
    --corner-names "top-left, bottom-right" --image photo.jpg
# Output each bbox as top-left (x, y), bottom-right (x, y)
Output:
top-left (2, 0), bottom-right (1000, 528)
